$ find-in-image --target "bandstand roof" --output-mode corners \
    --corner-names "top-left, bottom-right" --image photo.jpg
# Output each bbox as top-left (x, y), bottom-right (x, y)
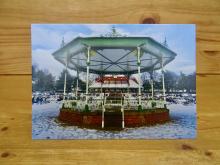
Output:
top-left (52, 36), bottom-right (177, 75)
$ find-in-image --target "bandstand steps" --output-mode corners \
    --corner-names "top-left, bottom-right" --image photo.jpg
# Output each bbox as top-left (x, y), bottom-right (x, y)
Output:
top-left (104, 111), bottom-right (122, 127)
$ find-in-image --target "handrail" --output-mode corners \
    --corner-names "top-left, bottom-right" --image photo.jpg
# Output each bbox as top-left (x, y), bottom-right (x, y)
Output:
top-left (121, 105), bottom-right (124, 128)
top-left (102, 103), bottom-right (105, 128)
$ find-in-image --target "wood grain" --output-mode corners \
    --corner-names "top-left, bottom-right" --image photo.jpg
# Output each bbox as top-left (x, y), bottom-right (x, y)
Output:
top-left (0, 0), bottom-right (220, 74)
top-left (0, 0), bottom-right (220, 164)
top-left (0, 75), bottom-right (220, 164)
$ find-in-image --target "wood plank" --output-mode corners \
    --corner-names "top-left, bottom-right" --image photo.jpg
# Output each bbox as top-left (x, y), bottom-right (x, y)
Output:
top-left (0, 0), bottom-right (220, 74)
top-left (0, 75), bottom-right (219, 164)
top-left (0, 149), bottom-right (219, 165)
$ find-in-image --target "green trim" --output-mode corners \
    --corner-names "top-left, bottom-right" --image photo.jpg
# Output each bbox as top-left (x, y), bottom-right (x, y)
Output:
top-left (53, 37), bottom-right (176, 57)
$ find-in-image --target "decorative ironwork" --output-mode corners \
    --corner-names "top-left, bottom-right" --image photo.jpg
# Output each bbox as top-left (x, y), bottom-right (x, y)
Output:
top-left (60, 37), bottom-right (65, 48)
top-left (163, 37), bottom-right (168, 47)
top-left (100, 26), bottom-right (126, 37)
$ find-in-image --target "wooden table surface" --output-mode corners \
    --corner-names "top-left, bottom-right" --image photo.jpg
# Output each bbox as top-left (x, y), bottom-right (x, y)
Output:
top-left (0, 0), bottom-right (220, 164)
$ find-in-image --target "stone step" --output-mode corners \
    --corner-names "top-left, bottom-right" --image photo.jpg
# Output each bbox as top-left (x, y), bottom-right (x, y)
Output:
top-left (104, 112), bottom-right (122, 127)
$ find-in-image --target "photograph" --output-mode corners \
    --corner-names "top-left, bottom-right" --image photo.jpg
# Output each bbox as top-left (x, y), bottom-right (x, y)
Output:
top-left (2, 1), bottom-right (220, 164)
top-left (31, 24), bottom-right (196, 139)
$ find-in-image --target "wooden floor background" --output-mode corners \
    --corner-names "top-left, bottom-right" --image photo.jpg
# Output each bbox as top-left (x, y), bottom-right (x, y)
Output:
top-left (0, 0), bottom-right (220, 164)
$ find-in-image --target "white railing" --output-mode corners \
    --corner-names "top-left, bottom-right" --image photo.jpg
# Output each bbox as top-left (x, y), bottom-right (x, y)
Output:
top-left (63, 97), bottom-right (165, 111)
top-left (63, 100), bottom-right (77, 109)
top-left (141, 100), bottom-right (165, 109)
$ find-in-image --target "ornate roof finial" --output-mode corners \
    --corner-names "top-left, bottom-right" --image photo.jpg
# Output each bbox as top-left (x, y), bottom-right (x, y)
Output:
top-left (101, 26), bottom-right (125, 37)
top-left (163, 37), bottom-right (168, 47)
top-left (61, 37), bottom-right (65, 48)
top-left (112, 26), bottom-right (116, 36)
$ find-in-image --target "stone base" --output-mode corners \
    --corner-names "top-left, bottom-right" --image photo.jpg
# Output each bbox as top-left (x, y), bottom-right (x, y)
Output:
top-left (58, 108), bottom-right (170, 128)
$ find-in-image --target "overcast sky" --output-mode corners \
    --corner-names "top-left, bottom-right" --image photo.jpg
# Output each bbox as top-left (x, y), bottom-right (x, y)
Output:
top-left (32, 24), bottom-right (195, 79)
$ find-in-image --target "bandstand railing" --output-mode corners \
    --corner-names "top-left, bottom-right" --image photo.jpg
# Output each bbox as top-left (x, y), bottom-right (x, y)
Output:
top-left (62, 94), bottom-right (166, 111)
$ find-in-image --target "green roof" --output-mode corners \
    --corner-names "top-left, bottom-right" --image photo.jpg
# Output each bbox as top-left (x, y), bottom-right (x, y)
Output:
top-left (52, 37), bottom-right (177, 74)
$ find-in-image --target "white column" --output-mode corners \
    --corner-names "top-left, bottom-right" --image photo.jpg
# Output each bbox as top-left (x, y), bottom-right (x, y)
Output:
top-left (137, 47), bottom-right (141, 105)
top-left (150, 56), bottom-right (154, 99)
top-left (101, 74), bottom-right (103, 93)
top-left (86, 47), bottom-right (90, 104)
top-left (150, 73), bottom-right (154, 98)
top-left (100, 63), bottom-right (103, 95)
top-left (76, 70), bottom-right (79, 99)
top-left (63, 57), bottom-right (68, 100)
top-left (161, 57), bottom-right (166, 106)
top-left (127, 74), bottom-right (130, 94)
top-left (127, 74), bottom-right (130, 109)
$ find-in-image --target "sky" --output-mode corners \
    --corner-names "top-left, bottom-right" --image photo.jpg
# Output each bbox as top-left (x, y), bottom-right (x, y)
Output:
top-left (31, 24), bottom-right (196, 79)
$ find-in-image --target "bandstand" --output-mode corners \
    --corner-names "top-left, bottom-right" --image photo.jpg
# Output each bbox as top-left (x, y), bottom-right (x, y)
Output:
top-left (52, 28), bottom-right (177, 129)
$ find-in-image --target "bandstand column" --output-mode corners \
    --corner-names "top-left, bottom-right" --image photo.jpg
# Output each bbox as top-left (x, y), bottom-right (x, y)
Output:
top-left (127, 74), bottom-right (130, 94)
top-left (150, 72), bottom-right (154, 98)
top-left (63, 57), bottom-right (68, 100)
top-left (86, 46), bottom-right (90, 104)
top-left (161, 57), bottom-right (166, 106)
top-left (137, 47), bottom-right (142, 105)
top-left (76, 70), bottom-right (79, 99)
top-left (101, 74), bottom-right (103, 94)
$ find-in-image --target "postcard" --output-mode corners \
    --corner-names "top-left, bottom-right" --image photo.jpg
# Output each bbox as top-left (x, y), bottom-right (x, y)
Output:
top-left (32, 24), bottom-right (196, 139)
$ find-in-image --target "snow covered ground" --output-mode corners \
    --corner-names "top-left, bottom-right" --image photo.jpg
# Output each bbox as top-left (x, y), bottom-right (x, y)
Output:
top-left (32, 102), bottom-right (196, 139)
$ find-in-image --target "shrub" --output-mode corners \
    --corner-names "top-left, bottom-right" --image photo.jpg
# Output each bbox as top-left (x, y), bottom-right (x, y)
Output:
top-left (151, 102), bottom-right (156, 108)
top-left (164, 104), bottom-right (167, 109)
top-left (138, 105), bottom-right (142, 111)
top-left (71, 102), bottom-right (77, 107)
top-left (84, 104), bottom-right (90, 112)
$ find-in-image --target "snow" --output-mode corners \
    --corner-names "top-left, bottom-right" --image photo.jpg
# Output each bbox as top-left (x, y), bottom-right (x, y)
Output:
top-left (32, 102), bottom-right (196, 139)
